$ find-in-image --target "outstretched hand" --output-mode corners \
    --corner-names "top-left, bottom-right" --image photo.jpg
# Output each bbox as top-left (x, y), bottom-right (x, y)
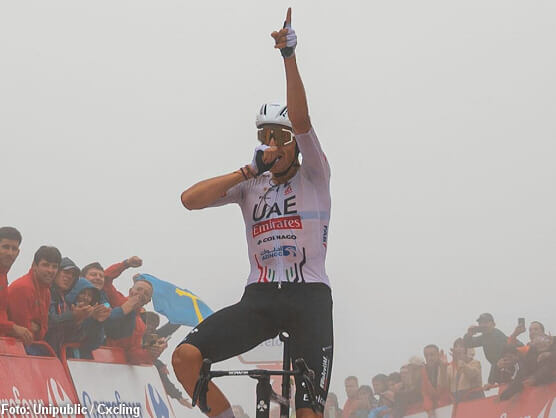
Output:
top-left (271, 8), bottom-right (296, 58)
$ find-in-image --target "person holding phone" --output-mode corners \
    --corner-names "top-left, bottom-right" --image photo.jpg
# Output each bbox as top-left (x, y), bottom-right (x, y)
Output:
top-left (508, 319), bottom-right (546, 355)
top-left (462, 313), bottom-right (510, 385)
top-left (172, 8), bottom-right (333, 418)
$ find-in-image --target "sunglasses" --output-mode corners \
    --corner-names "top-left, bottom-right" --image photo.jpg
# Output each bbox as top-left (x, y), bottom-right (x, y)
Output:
top-left (257, 126), bottom-right (294, 146)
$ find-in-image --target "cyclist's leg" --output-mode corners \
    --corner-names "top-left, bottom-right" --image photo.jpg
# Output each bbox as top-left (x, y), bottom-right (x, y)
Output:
top-left (172, 286), bottom-right (280, 417)
top-left (286, 284), bottom-right (333, 418)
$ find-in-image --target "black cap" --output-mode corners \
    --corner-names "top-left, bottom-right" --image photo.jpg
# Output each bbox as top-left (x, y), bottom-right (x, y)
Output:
top-left (476, 313), bottom-right (494, 323)
top-left (59, 257), bottom-right (80, 273)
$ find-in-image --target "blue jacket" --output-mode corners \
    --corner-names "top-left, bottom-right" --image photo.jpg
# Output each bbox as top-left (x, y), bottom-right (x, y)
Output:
top-left (63, 278), bottom-right (104, 358)
top-left (98, 289), bottom-right (137, 340)
top-left (46, 286), bottom-right (76, 355)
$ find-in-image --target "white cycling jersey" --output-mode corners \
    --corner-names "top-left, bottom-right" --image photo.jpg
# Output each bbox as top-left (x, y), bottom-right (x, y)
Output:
top-left (210, 127), bottom-right (331, 287)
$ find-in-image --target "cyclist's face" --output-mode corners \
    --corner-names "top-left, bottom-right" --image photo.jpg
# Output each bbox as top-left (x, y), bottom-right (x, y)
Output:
top-left (258, 124), bottom-right (297, 174)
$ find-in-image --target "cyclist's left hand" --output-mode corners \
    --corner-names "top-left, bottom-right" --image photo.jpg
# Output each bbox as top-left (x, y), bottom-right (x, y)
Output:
top-left (271, 8), bottom-right (297, 57)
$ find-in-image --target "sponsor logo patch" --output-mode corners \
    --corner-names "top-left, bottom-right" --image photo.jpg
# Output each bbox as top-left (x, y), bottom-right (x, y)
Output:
top-left (260, 245), bottom-right (297, 260)
top-left (257, 234), bottom-right (297, 245)
top-left (252, 215), bottom-right (302, 237)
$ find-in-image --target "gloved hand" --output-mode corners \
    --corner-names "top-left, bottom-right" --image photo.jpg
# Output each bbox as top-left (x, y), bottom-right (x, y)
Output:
top-left (272, 8), bottom-right (297, 59)
top-left (250, 144), bottom-right (278, 176)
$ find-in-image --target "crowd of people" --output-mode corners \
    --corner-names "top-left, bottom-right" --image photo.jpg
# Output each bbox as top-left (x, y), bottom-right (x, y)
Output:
top-left (0, 226), bottom-right (192, 410)
top-left (324, 313), bottom-right (555, 418)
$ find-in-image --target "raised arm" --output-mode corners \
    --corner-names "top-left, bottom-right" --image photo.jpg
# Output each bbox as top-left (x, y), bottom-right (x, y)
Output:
top-left (272, 8), bottom-right (311, 135)
top-left (272, 9), bottom-right (330, 185)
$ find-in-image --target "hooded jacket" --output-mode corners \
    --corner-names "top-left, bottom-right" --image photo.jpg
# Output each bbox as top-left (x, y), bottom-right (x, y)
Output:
top-left (0, 269), bottom-right (16, 336)
top-left (8, 269), bottom-right (51, 340)
top-left (45, 278), bottom-right (103, 357)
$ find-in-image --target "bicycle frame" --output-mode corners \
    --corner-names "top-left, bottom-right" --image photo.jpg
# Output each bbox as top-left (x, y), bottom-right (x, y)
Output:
top-left (192, 332), bottom-right (318, 418)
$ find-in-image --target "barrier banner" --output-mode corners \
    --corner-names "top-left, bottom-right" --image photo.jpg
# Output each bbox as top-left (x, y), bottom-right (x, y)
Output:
top-left (67, 360), bottom-right (178, 418)
top-left (452, 382), bottom-right (556, 418)
top-left (404, 405), bottom-right (453, 418)
top-left (0, 354), bottom-right (81, 418)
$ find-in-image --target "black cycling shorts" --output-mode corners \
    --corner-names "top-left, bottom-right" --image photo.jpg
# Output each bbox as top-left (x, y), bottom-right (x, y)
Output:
top-left (179, 282), bottom-right (333, 412)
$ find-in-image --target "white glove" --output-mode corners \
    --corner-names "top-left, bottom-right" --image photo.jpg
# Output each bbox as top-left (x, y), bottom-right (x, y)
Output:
top-left (281, 23), bottom-right (297, 58)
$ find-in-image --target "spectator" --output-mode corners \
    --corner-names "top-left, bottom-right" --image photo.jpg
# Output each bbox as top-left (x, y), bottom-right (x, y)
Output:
top-left (391, 365), bottom-right (422, 418)
top-left (81, 258), bottom-right (142, 340)
top-left (0, 226), bottom-right (33, 344)
top-left (499, 334), bottom-right (556, 400)
top-left (508, 320), bottom-right (546, 355)
top-left (141, 311), bottom-right (191, 409)
top-left (8, 246), bottom-right (61, 353)
top-left (342, 376), bottom-right (359, 418)
top-left (350, 385), bottom-right (374, 418)
top-left (421, 345), bottom-right (451, 418)
top-left (371, 374), bottom-right (388, 398)
top-left (104, 274), bottom-right (164, 364)
top-left (492, 345), bottom-right (520, 384)
top-left (324, 392), bottom-right (342, 418)
top-left (62, 277), bottom-right (107, 357)
top-left (387, 372), bottom-right (402, 392)
top-left (370, 375), bottom-right (393, 418)
top-left (45, 257), bottom-right (82, 354)
top-left (463, 313), bottom-right (510, 385)
top-left (446, 338), bottom-right (483, 402)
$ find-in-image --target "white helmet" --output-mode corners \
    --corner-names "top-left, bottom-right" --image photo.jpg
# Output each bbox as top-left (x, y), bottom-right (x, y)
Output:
top-left (255, 103), bottom-right (291, 129)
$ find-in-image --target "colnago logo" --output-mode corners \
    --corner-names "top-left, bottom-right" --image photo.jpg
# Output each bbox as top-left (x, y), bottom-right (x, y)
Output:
top-left (252, 215), bottom-right (302, 237)
top-left (257, 234), bottom-right (297, 245)
top-left (260, 245), bottom-right (297, 260)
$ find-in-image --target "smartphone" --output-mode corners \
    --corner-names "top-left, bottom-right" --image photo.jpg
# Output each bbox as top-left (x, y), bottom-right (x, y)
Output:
top-left (518, 318), bottom-right (525, 328)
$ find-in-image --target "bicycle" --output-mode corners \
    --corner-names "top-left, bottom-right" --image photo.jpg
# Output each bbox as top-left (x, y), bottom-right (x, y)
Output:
top-left (192, 332), bottom-right (319, 418)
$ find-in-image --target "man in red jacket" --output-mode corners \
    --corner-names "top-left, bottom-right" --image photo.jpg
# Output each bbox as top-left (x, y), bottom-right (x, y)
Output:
top-left (103, 268), bottom-right (166, 364)
top-left (0, 227), bottom-right (33, 344)
top-left (8, 245), bottom-right (61, 347)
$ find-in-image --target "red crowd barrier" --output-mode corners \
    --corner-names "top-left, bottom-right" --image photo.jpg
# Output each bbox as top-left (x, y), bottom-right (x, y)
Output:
top-left (0, 337), bottom-right (82, 417)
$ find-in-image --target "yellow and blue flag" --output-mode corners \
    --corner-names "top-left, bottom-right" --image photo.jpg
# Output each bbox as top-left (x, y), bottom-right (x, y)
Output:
top-left (138, 274), bottom-right (213, 326)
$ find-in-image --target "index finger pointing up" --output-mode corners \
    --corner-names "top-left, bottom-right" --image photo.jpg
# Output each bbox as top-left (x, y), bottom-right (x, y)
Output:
top-left (285, 7), bottom-right (292, 26)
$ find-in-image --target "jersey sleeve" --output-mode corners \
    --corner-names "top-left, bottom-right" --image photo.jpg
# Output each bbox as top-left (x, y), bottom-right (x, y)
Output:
top-left (206, 181), bottom-right (245, 208)
top-left (296, 127), bottom-right (331, 187)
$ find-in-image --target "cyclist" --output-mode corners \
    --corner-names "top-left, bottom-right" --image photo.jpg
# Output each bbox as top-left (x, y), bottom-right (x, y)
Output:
top-left (172, 9), bottom-right (333, 418)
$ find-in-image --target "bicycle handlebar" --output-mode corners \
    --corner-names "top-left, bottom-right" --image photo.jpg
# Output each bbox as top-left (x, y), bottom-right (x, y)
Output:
top-left (192, 358), bottom-right (319, 413)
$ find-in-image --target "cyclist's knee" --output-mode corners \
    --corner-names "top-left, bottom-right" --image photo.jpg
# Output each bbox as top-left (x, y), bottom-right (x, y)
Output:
top-left (172, 343), bottom-right (202, 379)
top-left (296, 408), bottom-right (322, 418)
